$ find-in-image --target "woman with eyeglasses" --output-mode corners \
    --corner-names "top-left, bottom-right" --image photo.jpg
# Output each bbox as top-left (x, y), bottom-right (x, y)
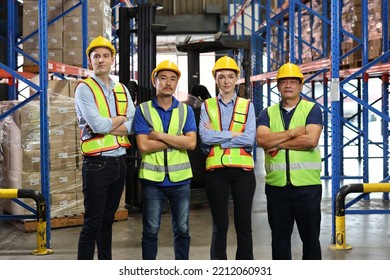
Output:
top-left (198, 56), bottom-right (257, 260)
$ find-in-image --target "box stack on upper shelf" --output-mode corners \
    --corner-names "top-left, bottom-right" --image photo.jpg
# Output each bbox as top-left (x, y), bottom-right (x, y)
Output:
top-left (22, 0), bottom-right (112, 70)
top-left (267, 0), bottom-right (387, 69)
top-left (341, 0), bottom-right (389, 67)
top-left (294, 0), bottom-right (329, 64)
top-left (22, 0), bottom-right (64, 68)
top-left (63, 0), bottom-right (112, 67)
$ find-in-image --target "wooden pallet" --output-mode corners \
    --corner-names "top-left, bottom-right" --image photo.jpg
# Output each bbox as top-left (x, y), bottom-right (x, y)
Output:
top-left (20, 209), bottom-right (128, 233)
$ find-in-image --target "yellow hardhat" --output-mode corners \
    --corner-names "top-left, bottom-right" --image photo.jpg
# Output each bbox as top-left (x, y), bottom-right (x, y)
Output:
top-left (151, 60), bottom-right (181, 81)
top-left (212, 56), bottom-right (240, 76)
top-left (276, 63), bottom-right (304, 83)
top-left (86, 36), bottom-right (116, 57)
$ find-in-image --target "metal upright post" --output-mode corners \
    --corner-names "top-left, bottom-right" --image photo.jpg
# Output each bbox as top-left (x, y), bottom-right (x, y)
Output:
top-left (361, 0), bottom-right (369, 184)
top-left (383, 0), bottom-right (389, 63)
top-left (82, 0), bottom-right (88, 68)
top-left (265, 0), bottom-right (272, 105)
top-left (38, 0), bottom-right (51, 248)
top-left (330, 0), bottom-right (341, 244)
top-left (382, 72), bottom-right (389, 199)
top-left (288, 1), bottom-right (295, 62)
top-left (6, 0), bottom-right (17, 100)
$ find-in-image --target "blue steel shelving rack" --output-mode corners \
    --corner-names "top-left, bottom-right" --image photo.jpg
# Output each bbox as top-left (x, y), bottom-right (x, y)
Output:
top-left (0, 0), bottom-right (51, 245)
top-left (228, 0), bottom-right (390, 243)
top-left (0, 0), bottom-right (136, 250)
top-left (0, 0), bottom-right (93, 249)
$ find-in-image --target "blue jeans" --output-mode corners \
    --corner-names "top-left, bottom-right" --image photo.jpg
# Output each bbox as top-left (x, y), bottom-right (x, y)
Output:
top-left (142, 184), bottom-right (191, 260)
top-left (77, 155), bottom-right (126, 260)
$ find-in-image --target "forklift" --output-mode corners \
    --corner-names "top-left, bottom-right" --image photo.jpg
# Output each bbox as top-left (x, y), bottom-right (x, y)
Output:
top-left (117, 4), bottom-right (252, 212)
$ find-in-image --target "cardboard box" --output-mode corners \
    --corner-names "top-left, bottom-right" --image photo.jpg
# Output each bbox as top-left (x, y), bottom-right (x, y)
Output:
top-left (63, 0), bottom-right (111, 17)
top-left (23, 32), bottom-right (63, 50)
top-left (50, 193), bottom-right (80, 217)
top-left (69, 80), bottom-right (82, 98)
top-left (23, 49), bottom-right (63, 66)
top-left (22, 148), bottom-right (41, 172)
top-left (63, 32), bottom-right (83, 50)
top-left (49, 124), bottom-right (78, 150)
top-left (47, 80), bottom-right (71, 98)
top-left (50, 170), bottom-right (78, 193)
top-left (23, 0), bottom-right (63, 22)
top-left (23, 18), bottom-right (64, 35)
top-left (63, 48), bottom-right (83, 67)
top-left (50, 145), bottom-right (78, 171)
top-left (49, 101), bottom-right (77, 126)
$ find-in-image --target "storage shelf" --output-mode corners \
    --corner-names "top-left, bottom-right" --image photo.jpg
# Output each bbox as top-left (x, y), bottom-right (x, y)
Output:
top-left (228, 0), bottom-right (390, 245)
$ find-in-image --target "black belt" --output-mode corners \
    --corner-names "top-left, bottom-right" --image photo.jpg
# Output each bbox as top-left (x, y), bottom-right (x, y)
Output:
top-left (83, 154), bottom-right (127, 162)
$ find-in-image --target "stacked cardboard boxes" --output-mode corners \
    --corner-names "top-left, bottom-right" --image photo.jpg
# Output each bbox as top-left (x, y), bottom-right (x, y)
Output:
top-left (341, 0), bottom-right (389, 66)
top-left (294, 0), bottom-right (329, 64)
top-left (1, 81), bottom-right (81, 217)
top-left (23, 0), bottom-right (64, 67)
top-left (0, 80), bottom-right (127, 221)
top-left (22, 0), bottom-right (112, 68)
top-left (63, 0), bottom-right (112, 66)
top-left (269, 0), bottom-right (386, 67)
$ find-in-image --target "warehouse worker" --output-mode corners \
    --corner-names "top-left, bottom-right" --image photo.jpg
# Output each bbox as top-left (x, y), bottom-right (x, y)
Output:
top-left (199, 56), bottom-right (257, 260)
top-left (75, 36), bottom-right (135, 260)
top-left (134, 60), bottom-right (197, 260)
top-left (256, 62), bottom-right (323, 260)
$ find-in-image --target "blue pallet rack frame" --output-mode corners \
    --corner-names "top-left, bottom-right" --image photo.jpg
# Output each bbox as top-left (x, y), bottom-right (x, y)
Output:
top-left (0, 0), bottom-right (92, 249)
top-left (0, 0), bottom-right (136, 249)
top-left (228, 0), bottom-right (390, 243)
top-left (0, 0), bottom-right (51, 244)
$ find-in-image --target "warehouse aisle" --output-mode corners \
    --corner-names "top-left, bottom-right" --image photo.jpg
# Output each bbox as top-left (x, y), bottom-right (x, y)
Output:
top-left (1, 152), bottom-right (390, 260)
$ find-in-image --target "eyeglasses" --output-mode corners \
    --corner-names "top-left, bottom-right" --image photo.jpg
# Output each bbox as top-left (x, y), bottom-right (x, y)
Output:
top-left (278, 79), bottom-right (300, 86)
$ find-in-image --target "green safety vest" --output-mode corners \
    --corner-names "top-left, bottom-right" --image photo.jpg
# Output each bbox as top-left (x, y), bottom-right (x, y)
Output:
top-left (78, 77), bottom-right (131, 156)
top-left (204, 97), bottom-right (254, 170)
top-left (265, 100), bottom-right (322, 186)
top-left (138, 101), bottom-right (193, 182)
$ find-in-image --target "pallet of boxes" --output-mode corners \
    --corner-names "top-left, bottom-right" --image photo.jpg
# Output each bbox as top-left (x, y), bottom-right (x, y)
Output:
top-left (341, 0), bottom-right (389, 68)
top-left (0, 83), bottom-right (128, 232)
top-left (23, 0), bottom-right (112, 69)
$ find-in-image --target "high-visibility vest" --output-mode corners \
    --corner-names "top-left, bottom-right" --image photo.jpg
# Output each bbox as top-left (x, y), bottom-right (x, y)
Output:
top-left (138, 101), bottom-right (193, 182)
top-left (78, 77), bottom-right (131, 156)
top-left (204, 97), bottom-right (254, 170)
top-left (265, 100), bottom-right (322, 186)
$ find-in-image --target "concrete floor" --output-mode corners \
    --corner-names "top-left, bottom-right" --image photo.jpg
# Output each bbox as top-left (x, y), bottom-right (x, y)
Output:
top-left (1, 154), bottom-right (390, 260)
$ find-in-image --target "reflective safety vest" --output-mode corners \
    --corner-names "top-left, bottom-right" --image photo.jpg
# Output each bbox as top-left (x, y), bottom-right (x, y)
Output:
top-left (204, 97), bottom-right (254, 170)
top-left (79, 77), bottom-right (131, 156)
top-left (265, 100), bottom-right (322, 186)
top-left (138, 101), bottom-right (193, 182)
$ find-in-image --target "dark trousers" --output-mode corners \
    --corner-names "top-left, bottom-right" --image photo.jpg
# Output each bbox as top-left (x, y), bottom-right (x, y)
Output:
top-left (77, 155), bottom-right (127, 260)
top-left (265, 184), bottom-right (322, 260)
top-left (205, 168), bottom-right (256, 260)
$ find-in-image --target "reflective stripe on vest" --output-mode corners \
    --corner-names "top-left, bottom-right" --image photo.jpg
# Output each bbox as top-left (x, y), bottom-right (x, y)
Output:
top-left (265, 100), bottom-right (322, 186)
top-left (79, 77), bottom-right (131, 156)
top-left (204, 97), bottom-right (254, 170)
top-left (138, 101), bottom-right (193, 183)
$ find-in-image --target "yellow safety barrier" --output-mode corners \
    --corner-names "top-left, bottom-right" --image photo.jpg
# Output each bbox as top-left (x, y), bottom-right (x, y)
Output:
top-left (0, 189), bottom-right (53, 255)
top-left (329, 183), bottom-right (390, 250)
